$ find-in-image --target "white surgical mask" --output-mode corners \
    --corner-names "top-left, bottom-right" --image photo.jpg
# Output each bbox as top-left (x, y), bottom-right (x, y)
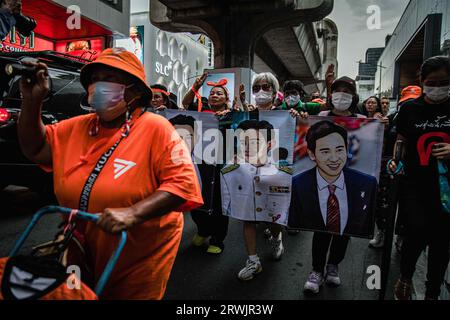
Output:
top-left (423, 85), bottom-right (450, 103)
top-left (285, 95), bottom-right (301, 107)
top-left (254, 90), bottom-right (273, 106)
top-left (332, 92), bottom-right (354, 111)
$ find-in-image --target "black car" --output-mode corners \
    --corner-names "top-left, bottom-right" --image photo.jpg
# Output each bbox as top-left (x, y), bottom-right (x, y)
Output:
top-left (0, 51), bottom-right (90, 200)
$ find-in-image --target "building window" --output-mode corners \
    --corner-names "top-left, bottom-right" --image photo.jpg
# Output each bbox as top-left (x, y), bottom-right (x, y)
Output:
top-left (169, 38), bottom-right (180, 61)
top-left (157, 31), bottom-right (168, 56)
top-left (179, 44), bottom-right (187, 64)
top-left (173, 61), bottom-right (182, 85)
top-left (183, 65), bottom-right (190, 87)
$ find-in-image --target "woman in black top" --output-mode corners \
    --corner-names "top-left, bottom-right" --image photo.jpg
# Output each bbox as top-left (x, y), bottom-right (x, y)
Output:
top-left (182, 72), bottom-right (231, 115)
top-left (150, 84), bottom-right (179, 111)
top-left (390, 56), bottom-right (450, 300)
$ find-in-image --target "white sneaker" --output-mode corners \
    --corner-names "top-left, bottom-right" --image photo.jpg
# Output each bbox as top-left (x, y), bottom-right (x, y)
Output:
top-left (369, 230), bottom-right (385, 248)
top-left (238, 259), bottom-right (262, 281)
top-left (325, 264), bottom-right (341, 286)
top-left (304, 271), bottom-right (324, 294)
top-left (269, 233), bottom-right (284, 260)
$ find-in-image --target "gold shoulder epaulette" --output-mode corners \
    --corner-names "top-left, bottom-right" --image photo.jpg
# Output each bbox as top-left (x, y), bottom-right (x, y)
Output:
top-left (221, 164), bottom-right (240, 175)
top-left (278, 166), bottom-right (293, 175)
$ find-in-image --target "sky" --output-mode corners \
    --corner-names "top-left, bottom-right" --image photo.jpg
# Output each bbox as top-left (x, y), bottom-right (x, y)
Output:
top-left (328, 0), bottom-right (410, 78)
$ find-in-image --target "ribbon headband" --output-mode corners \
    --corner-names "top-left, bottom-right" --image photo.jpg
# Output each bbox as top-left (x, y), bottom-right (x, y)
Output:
top-left (152, 89), bottom-right (170, 96)
top-left (207, 79), bottom-right (228, 87)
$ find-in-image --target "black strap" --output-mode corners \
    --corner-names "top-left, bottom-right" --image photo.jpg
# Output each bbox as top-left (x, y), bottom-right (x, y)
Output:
top-left (78, 136), bottom-right (125, 211)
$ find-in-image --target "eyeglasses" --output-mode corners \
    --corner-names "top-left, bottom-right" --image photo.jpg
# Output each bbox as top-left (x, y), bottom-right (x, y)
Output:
top-left (252, 84), bottom-right (272, 93)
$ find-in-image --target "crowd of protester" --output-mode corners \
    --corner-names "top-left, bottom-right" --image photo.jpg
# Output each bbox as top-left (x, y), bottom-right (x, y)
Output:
top-left (15, 45), bottom-right (450, 300)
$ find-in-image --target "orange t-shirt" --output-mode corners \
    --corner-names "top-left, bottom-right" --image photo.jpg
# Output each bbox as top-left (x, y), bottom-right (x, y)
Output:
top-left (42, 109), bottom-right (203, 300)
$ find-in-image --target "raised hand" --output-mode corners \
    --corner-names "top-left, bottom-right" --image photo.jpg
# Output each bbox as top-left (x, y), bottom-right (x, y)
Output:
top-left (193, 72), bottom-right (208, 91)
top-left (19, 61), bottom-right (50, 106)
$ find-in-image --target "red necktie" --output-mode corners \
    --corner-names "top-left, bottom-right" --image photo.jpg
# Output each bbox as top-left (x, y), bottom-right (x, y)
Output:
top-left (327, 185), bottom-right (340, 234)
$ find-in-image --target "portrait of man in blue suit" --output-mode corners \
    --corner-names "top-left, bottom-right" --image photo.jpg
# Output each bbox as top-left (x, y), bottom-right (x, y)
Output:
top-left (288, 120), bottom-right (377, 238)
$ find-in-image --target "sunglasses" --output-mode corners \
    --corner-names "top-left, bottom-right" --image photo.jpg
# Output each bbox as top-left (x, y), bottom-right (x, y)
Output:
top-left (252, 84), bottom-right (272, 93)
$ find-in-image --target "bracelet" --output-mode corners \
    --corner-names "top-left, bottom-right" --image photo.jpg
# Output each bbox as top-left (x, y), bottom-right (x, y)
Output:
top-left (386, 159), bottom-right (404, 175)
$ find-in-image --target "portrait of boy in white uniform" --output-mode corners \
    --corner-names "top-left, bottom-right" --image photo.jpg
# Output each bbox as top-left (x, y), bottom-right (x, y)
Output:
top-left (220, 119), bottom-right (293, 225)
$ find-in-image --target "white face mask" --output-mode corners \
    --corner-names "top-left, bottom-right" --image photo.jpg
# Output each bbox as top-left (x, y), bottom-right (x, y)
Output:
top-left (423, 85), bottom-right (450, 103)
top-left (285, 95), bottom-right (301, 107)
top-left (332, 92), bottom-right (353, 111)
top-left (254, 90), bottom-right (273, 106)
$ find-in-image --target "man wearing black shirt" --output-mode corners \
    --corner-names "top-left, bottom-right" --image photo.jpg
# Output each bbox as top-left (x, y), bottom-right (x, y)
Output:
top-left (391, 56), bottom-right (450, 300)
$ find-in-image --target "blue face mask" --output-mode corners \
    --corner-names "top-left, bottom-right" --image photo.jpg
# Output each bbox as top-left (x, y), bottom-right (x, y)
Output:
top-left (87, 81), bottom-right (134, 121)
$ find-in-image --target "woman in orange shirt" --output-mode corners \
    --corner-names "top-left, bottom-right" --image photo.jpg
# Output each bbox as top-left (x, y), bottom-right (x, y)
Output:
top-left (17, 48), bottom-right (203, 300)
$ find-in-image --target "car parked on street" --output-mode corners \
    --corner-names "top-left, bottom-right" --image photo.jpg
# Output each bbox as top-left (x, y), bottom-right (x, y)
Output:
top-left (0, 51), bottom-right (90, 201)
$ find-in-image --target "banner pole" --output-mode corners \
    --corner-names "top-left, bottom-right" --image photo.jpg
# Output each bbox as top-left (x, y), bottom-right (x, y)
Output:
top-left (379, 175), bottom-right (400, 300)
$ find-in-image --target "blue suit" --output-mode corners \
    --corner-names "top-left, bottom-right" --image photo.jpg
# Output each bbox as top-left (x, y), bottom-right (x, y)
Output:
top-left (288, 167), bottom-right (377, 238)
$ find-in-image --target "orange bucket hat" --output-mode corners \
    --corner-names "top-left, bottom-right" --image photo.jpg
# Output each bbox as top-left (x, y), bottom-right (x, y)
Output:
top-left (80, 47), bottom-right (153, 100)
top-left (399, 85), bottom-right (422, 103)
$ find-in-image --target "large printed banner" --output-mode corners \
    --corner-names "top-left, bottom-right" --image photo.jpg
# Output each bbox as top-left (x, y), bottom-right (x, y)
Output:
top-left (163, 110), bottom-right (219, 214)
top-left (289, 116), bottom-right (384, 238)
top-left (220, 111), bottom-right (296, 226)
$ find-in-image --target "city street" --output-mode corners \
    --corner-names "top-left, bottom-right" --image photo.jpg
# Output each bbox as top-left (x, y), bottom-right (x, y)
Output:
top-left (1, 0), bottom-right (449, 306)
top-left (0, 187), bottom-right (410, 301)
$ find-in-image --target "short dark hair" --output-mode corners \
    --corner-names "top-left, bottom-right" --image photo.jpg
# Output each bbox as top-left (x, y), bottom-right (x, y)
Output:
top-left (421, 56), bottom-right (450, 81)
top-left (306, 121), bottom-right (348, 153)
top-left (283, 80), bottom-right (306, 95)
top-left (363, 96), bottom-right (382, 114)
top-left (169, 114), bottom-right (196, 131)
top-left (151, 84), bottom-right (168, 91)
top-left (237, 120), bottom-right (274, 142)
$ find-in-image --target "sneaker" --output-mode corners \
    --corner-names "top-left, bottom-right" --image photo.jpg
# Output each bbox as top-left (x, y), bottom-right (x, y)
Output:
top-left (304, 271), bottom-right (324, 294)
top-left (269, 233), bottom-right (284, 260)
top-left (263, 228), bottom-right (272, 239)
top-left (325, 264), bottom-right (341, 286)
top-left (192, 234), bottom-right (207, 247)
top-left (394, 278), bottom-right (412, 300)
top-left (206, 245), bottom-right (223, 254)
top-left (369, 230), bottom-right (385, 248)
top-left (238, 259), bottom-right (262, 281)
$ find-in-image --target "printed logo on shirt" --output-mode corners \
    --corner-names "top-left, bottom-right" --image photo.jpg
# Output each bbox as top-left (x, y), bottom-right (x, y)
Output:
top-left (114, 159), bottom-right (136, 179)
top-left (417, 132), bottom-right (450, 166)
